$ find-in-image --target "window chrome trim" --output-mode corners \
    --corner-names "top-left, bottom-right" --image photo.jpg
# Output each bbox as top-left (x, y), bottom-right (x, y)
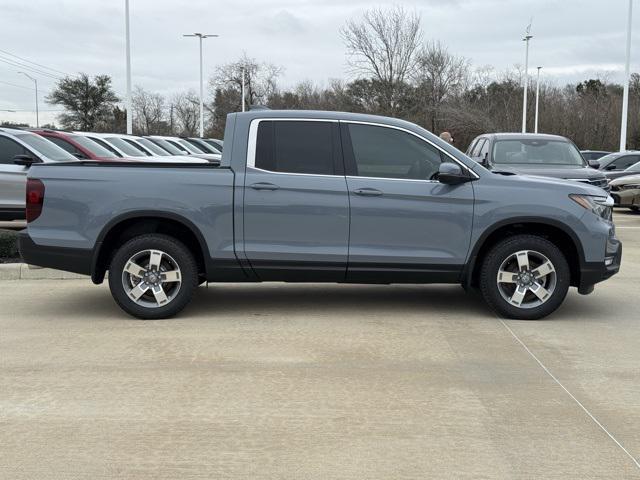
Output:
top-left (341, 120), bottom-right (479, 180)
top-left (246, 117), bottom-right (479, 180)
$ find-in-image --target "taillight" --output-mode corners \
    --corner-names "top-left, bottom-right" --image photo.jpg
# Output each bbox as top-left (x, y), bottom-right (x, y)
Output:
top-left (26, 178), bottom-right (45, 223)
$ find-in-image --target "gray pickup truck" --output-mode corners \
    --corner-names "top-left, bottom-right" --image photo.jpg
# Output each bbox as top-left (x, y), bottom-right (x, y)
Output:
top-left (19, 110), bottom-right (621, 320)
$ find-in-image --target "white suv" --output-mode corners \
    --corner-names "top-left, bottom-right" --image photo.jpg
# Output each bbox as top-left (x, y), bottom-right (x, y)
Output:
top-left (0, 127), bottom-right (77, 220)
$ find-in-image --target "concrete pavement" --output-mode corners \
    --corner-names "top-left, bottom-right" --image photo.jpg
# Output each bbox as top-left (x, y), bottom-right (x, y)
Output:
top-left (1, 212), bottom-right (639, 479)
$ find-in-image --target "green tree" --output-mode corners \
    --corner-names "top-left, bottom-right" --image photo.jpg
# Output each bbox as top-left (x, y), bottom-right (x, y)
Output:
top-left (46, 73), bottom-right (119, 131)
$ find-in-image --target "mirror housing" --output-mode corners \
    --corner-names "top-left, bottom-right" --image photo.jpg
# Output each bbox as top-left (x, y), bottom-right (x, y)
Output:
top-left (73, 152), bottom-right (88, 160)
top-left (437, 162), bottom-right (472, 185)
top-left (588, 160), bottom-right (600, 169)
top-left (13, 154), bottom-right (41, 167)
top-left (605, 164), bottom-right (617, 171)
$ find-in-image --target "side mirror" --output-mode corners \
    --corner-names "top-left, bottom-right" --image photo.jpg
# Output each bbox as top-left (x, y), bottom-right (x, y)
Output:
top-left (73, 152), bottom-right (88, 160)
top-left (605, 164), bottom-right (617, 171)
top-left (588, 160), bottom-right (600, 169)
top-left (437, 162), bottom-right (471, 185)
top-left (13, 154), bottom-right (41, 167)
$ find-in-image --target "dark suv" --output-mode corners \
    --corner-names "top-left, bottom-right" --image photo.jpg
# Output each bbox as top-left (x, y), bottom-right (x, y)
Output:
top-left (467, 133), bottom-right (609, 190)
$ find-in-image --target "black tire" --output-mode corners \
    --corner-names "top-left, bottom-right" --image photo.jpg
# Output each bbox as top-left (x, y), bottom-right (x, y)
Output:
top-left (629, 206), bottom-right (639, 212)
top-left (479, 235), bottom-right (570, 320)
top-left (108, 234), bottom-right (198, 319)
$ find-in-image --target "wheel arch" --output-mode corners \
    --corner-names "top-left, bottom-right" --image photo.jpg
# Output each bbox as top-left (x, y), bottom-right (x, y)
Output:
top-left (464, 217), bottom-right (585, 289)
top-left (91, 211), bottom-right (209, 284)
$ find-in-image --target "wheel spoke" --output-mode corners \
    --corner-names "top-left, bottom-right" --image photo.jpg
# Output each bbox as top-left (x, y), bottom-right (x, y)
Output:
top-left (148, 250), bottom-right (163, 271)
top-left (532, 261), bottom-right (555, 279)
top-left (516, 251), bottom-right (530, 271)
top-left (129, 281), bottom-right (149, 301)
top-left (498, 270), bottom-right (519, 283)
top-left (510, 286), bottom-right (527, 307)
top-left (161, 270), bottom-right (181, 283)
top-left (124, 261), bottom-right (146, 278)
top-left (151, 284), bottom-right (169, 305)
top-left (530, 282), bottom-right (551, 302)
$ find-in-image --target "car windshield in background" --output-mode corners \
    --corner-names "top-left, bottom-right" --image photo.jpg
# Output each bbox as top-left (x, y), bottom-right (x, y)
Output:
top-left (104, 137), bottom-right (147, 156)
top-left (70, 135), bottom-right (119, 158)
top-left (177, 139), bottom-right (205, 153)
top-left (16, 134), bottom-right (77, 161)
top-left (492, 139), bottom-right (585, 166)
top-left (134, 138), bottom-right (170, 156)
top-left (149, 138), bottom-right (184, 155)
top-left (597, 153), bottom-right (621, 165)
top-left (202, 139), bottom-right (223, 152)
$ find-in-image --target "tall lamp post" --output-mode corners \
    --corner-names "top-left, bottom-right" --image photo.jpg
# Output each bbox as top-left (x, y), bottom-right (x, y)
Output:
top-left (620, 0), bottom-right (633, 152)
top-left (18, 71), bottom-right (38, 128)
top-left (183, 33), bottom-right (219, 138)
top-left (125, 0), bottom-right (132, 134)
top-left (521, 27), bottom-right (533, 133)
top-left (534, 66), bottom-right (542, 134)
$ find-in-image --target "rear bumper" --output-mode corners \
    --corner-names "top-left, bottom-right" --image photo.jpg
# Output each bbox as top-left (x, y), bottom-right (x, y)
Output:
top-left (579, 236), bottom-right (622, 290)
top-left (0, 208), bottom-right (25, 221)
top-left (18, 232), bottom-right (93, 276)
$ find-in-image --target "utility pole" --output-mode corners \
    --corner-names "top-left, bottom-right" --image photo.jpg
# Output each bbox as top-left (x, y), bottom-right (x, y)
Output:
top-left (183, 33), bottom-right (219, 137)
top-left (18, 72), bottom-right (38, 127)
top-left (125, 0), bottom-right (132, 134)
top-left (521, 23), bottom-right (533, 133)
top-left (534, 66), bottom-right (542, 134)
top-left (620, 0), bottom-right (633, 151)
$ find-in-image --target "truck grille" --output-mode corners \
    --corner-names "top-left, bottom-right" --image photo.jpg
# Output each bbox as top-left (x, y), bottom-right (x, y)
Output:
top-left (571, 178), bottom-right (610, 191)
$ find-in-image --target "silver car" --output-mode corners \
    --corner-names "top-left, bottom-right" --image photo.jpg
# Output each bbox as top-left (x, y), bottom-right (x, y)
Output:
top-left (0, 127), bottom-right (78, 220)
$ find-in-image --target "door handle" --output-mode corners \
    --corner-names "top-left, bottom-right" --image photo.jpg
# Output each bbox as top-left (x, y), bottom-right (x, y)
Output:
top-left (353, 187), bottom-right (383, 197)
top-left (250, 182), bottom-right (279, 191)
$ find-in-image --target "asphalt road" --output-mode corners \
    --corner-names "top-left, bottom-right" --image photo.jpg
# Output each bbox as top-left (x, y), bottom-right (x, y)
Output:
top-left (1, 212), bottom-right (639, 479)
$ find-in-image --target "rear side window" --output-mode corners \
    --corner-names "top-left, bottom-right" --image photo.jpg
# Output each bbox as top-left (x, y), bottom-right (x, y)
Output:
top-left (47, 136), bottom-right (82, 156)
top-left (255, 121), bottom-right (336, 175)
top-left (0, 136), bottom-right (29, 164)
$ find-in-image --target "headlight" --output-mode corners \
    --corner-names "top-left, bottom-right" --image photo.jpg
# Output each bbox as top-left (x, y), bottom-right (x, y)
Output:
top-left (569, 194), bottom-right (613, 220)
top-left (620, 183), bottom-right (640, 190)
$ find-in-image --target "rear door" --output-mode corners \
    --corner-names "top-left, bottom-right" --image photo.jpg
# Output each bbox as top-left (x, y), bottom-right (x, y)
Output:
top-left (0, 135), bottom-right (30, 215)
top-left (342, 122), bottom-right (475, 283)
top-left (243, 119), bottom-right (349, 281)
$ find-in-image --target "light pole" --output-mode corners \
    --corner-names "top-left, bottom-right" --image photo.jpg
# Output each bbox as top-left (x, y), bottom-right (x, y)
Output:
top-left (241, 66), bottom-right (246, 112)
top-left (125, 0), bottom-right (132, 134)
top-left (18, 72), bottom-right (38, 128)
top-left (521, 29), bottom-right (533, 133)
top-left (620, 0), bottom-right (633, 152)
top-left (183, 33), bottom-right (219, 137)
top-left (534, 66), bottom-right (542, 134)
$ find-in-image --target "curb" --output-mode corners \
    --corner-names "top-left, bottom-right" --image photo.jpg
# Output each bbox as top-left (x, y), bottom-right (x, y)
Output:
top-left (0, 263), bottom-right (89, 281)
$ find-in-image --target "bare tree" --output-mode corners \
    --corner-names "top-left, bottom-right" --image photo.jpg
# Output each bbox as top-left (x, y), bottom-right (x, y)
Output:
top-left (171, 90), bottom-right (199, 136)
top-left (341, 6), bottom-right (422, 114)
top-left (132, 86), bottom-right (166, 135)
top-left (413, 41), bottom-right (470, 132)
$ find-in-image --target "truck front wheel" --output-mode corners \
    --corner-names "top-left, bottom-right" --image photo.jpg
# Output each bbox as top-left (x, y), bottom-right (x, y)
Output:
top-left (108, 234), bottom-right (198, 319)
top-left (479, 235), bottom-right (570, 320)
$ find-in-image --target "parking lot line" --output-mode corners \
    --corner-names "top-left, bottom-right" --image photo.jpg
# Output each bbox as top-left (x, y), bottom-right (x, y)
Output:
top-left (498, 318), bottom-right (640, 471)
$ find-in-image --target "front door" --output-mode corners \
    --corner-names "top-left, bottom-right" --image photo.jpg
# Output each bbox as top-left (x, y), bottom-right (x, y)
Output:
top-left (243, 119), bottom-right (349, 281)
top-left (341, 122), bottom-right (475, 283)
top-left (0, 136), bottom-right (29, 219)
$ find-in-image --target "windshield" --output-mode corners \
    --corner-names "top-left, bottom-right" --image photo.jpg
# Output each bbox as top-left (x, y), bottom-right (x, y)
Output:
top-left (177, 139), bottom-right (205, 153)
top-left (627, 161), bottom-right (640, 172)
top-left (104, 137), bottom-right (148, 157)
top-left (203, 139), bottom-right (223, 152)
top-left (135, 137), bottom-right (170, 156)
top-left (70, 135), bottom-right (119, 158)
top-left (149, 138), bottom-right (185, 155)
top-left (187, 138), bottom-right (220, 154)
top-left (597, 153), bottom-right (621, 166)
top-left (16, 133), bottom-right (77, 161)
top-left (492, 139), bottom-right (585, 166)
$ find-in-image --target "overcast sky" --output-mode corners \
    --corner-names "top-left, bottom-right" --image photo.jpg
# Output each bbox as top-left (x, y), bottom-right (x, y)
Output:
top-left (0, 0), bottom-right (636, 126)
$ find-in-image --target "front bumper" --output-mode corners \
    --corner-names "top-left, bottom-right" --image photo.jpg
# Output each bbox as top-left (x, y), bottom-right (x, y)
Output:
top-left (579, 234), bottom-right (622, 291)
top-left (610, 188), bottom-right (640, 207)
top-left (19, 232), bottom-right (93, 275)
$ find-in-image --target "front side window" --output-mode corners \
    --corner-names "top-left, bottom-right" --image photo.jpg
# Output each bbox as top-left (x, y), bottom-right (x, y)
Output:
top-left (255, 121), bottom-right (335, 175)
top-left (15, 133), bottom-right (76, 161)
top-left (613, 155), bottom-right (640, 170)
top-left (492, 139), bottom-right (585, 166)
top-left (627, 161), bottom-right (640, 172)
top-left (0, 136), bottom-right (28, 164)
top-left (471, 139), bottom-right (486, 157)
top-left (346, 123), bottom-right (443, 180)
top-left (70, 135), bottom-right (119, 158)
top-left (134, 138), bottom-right (170, 156)
top-left (104, 137), bottom-right (147, 157)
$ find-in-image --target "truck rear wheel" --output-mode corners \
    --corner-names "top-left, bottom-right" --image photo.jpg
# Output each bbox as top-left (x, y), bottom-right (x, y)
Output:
top-left (108, 234), bottom-right (198, 319)
top-left (479, 235), bottom-right (570, 320)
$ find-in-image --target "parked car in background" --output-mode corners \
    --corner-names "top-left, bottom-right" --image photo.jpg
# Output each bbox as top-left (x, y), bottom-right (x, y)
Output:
top-left (603, 160), bottom-right (640, 180)
top-left (0, 127), bottom-right (77, 220)
top-left (609, 174), bottom-right (640, 212)
top-left (32, 129), bottom-right (130, 161)
top-left (581, 150), bottom-right (610, 162)
top-left (204, 138), bottom-right (223, 151)
top-left (145, 135), bottom-right (220, 162)
top-left (595, 151), bottom-right (640, 172)
top-left (182, 137), bottom-right (221, 154)
top-left (20, 110), bottom-right (620, 321)
top-left (467, 133), bottom-right (609, 190)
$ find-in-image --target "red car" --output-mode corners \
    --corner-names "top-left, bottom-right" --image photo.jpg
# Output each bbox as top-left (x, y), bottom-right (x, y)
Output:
top-left (31, 129), bottom-right (131, 161)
